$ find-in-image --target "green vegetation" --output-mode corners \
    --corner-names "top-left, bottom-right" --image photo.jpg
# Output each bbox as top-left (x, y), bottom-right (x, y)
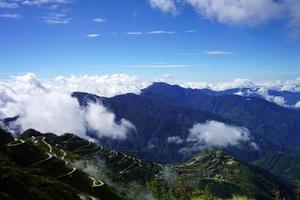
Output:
top-left (0, 128), bottom-right (297, 200)
top-left (147, 149), bottom-right (295, 200)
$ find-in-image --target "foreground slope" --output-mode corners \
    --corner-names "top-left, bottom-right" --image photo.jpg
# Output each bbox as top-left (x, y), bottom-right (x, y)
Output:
top-left (0, 128), bottom-right (297, 200)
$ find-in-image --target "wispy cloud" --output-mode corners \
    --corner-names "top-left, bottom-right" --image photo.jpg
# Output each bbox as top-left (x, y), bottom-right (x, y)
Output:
top-left (126, 32), bottom-right (142, 35)
top-left (21, 0), bottom-right (73, 6)
top-left (147, 30), bottom-right (175, 34)
top-left (0, 13), bottom-right (21, 19)
top-left (124, 64), bottom-right (207, 68)
top-left (41, 12), bottom-right (71, 24)
top-left (87, 34), bottom-right (100, 38)
top-left (185, 29), bottom-right (197, 33)
top-left (0, 0), bottom-right (75, 23)
top-left (93, 17), bottom-right (107, 23)
top-left (203, 51), bottom-right (235, 56)
top-left (0, 1), bottom-right (19, 9)
top-left (179, 52), bottom-right (200, 56)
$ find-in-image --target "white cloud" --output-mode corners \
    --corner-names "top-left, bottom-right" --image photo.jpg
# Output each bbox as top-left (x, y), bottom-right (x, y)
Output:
top-left (185, 0), bottom-right (300, 37)
top-left (54, 74), bottom-right (150, 97)
top-left (185, 0), bottom-right (281, 26)
top-left (87, 33), bottom-right (100, 38)
top-left (167, 136), bottom-right (183, 144)
top-left (146, 0), bottom-right (300, 38)
top-left (295, 101), bottom-right (300, 108)
top-left (93, 17), bottom-right (107, 23)
top-left (85, 103), bottom-right (135, 140)
top-left (147, 30), bottom-right (175, 34)
top-left (16, 91), bottom-right (87, 138)
top-left (0, 13), bottom-right (20, 18)
top-left (186, 121), bottom-right (250, 148)
top-left (149, 0), bottom-right (177, 14)
top-left (41, 12), bottom-right (71, 24)
top-left (202, 78), bottom-right (255, 91)
top-left (0, 73), bottom-right (135, 139)
top-left (256, 87), bottom-right (286, 106)
top-left (54, 74), bottom-right (300, 96)
top-left (180, 77), bottom-right (300, 107)
top-left (203, 50), bottom-right (235, 56)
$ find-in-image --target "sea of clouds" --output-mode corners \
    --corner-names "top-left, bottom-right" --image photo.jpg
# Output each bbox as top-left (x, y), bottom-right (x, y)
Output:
top-left (0, 73), bottom-right (299, 141)
top-left (0, 73), bottom-right (136, 139)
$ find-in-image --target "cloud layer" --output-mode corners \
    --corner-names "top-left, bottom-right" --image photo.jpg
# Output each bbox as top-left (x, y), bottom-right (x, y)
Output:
top-left (0, 73), bottom-right (135, 139)
top-left (1, 73), bottom-right (300, 138)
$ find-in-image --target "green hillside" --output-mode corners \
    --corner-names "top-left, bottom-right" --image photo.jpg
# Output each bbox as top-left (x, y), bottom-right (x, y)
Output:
top-left (0, 128), bottom-right (297, 200)
top-left (255, 152), bottom-right (300, 191)
top-left (149, 149), bottom-right (296, 200)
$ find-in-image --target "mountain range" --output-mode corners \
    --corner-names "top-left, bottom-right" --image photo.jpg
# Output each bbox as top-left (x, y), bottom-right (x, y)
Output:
top-left (71, 83), bottom-right (300, 164)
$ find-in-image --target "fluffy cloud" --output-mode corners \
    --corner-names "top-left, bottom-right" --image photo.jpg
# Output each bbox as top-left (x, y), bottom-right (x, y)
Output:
top-left (149, 0), bottom-right (177, 14)
top-left (55, 74), bottom-right (150, 97)
top-left (295, 101), bottom-right (300, 108)
top-left (148, 0), bottom-right (300, 37)
top-left (186, 121), bottom-right (250, 148)
top-left (185, 0), bottom-right (281, 26)
top-left (181, 78), bottom-right (255, 91)
top-left (16, 91), bottom-right (87, 138)
top-left (0, 73), bottom-right (135, 139)
top-left (255, 87), bottom-right (286, 106)
top-left (85, 103), bottom-right (135, 140)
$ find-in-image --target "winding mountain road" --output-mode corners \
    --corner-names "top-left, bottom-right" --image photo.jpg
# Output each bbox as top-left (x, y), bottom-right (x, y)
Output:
top-left (89, 176), bottom-right (104, 187)
top-left (54, 167), bottom-right (77, 180)
top-left (6, 139), bottom-right (25, 147)
top-left (120, 162), bottom-right (136, 174)
top-left (30, 153), bottom-right (54, 167)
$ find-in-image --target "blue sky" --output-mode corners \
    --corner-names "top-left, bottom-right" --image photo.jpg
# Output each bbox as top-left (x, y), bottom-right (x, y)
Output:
top-left (0, 0), bottom-right (300, 82)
